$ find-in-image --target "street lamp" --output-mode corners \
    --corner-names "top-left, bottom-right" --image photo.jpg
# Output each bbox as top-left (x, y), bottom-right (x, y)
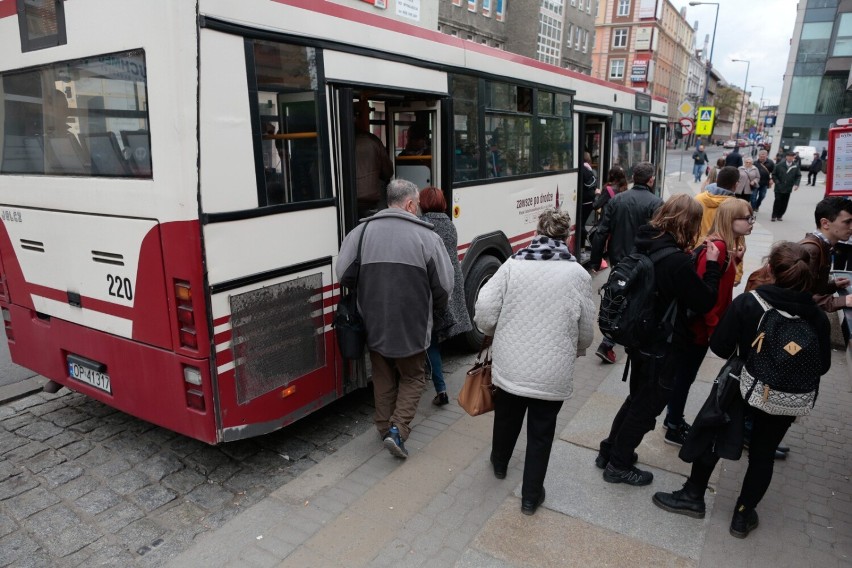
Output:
top-left (689, 2), bottom-right (719, 106)
top-left (732, 58), bottom-right (751, 139)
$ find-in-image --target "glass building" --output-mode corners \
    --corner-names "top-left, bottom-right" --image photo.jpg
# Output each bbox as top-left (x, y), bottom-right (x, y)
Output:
top-left (774, 0), bottom-right (852, 155)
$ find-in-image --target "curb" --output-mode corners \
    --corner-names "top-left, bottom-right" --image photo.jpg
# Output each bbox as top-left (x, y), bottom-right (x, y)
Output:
top-left (0, 375), bottom-right (47, 405)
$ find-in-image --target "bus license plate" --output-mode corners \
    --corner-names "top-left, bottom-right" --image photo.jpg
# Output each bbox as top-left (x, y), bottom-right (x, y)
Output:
top-left (68, 359), bottom-right (112, 394)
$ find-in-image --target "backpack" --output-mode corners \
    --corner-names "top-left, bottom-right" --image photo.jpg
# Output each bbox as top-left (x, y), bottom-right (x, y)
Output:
top-left (598, 247), bottom-right (679, 350)
top-left (739, 291), bottom-right (821, 416)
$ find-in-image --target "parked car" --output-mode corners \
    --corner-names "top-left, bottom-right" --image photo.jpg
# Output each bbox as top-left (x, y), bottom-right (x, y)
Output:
top-left (793, 145), bottom-right (818, 171)
top-left (723, 139), bottom-right (737, 148)
top-left (737, 138), bottom-right (748, 147)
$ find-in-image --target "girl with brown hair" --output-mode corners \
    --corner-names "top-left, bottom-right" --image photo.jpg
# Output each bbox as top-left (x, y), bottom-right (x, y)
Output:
top-left (663, 198), bottom-right (754, 446)
top-left (653, 241), bottom-right (831, 539)
top-left (597, 194), bottom-right (722, 486)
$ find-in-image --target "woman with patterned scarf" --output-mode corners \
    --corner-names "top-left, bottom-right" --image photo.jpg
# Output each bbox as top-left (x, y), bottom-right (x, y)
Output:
top-left (474, 208), bottom-right (595, 516)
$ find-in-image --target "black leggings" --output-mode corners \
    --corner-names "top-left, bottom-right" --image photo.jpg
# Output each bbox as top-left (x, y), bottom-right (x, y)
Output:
top-left (686, 407), bottom-right (794, 510)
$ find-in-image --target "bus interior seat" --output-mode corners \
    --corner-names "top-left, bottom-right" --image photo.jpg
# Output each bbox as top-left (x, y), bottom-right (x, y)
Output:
top-left (85, 132), bottom-right (132, 176)
top-left (395, 164), bottom-right (431, 189)
top-left (45, 134), bottom-right (88, 175)
top-left (120, 130), bottom-right (152, 176)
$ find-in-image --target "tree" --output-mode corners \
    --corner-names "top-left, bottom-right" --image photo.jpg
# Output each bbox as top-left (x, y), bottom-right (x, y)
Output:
top-left (712, 86), bottom-right (740, 122)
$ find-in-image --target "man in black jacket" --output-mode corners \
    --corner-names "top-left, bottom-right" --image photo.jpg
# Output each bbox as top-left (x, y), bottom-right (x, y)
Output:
top-left (751, 149), bottom-right (774, 213)
top-left (725, 146), bottom-right (744, 168)
top-left (589, 162), bottom-right (663, 364)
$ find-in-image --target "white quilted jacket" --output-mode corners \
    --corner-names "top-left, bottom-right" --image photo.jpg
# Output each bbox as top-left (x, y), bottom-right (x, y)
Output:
top-left (474, 258), bottom-right (595, 401)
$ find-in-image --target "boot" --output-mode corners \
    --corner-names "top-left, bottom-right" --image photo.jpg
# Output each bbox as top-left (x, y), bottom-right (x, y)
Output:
top-left (729, 503), bottom-right (759, 538)
top-left (652, 485), bottom-right (706, 519)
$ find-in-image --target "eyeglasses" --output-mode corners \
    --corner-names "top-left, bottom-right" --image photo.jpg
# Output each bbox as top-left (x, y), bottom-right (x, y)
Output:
top-left (735, 216), bottom-right (756, 224)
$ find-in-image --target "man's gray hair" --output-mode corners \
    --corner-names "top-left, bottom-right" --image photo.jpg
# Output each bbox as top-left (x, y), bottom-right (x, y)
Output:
top-left (536, 208), bottom-right (572, 240)
top-left (386, 178), bottom-right (419, 207)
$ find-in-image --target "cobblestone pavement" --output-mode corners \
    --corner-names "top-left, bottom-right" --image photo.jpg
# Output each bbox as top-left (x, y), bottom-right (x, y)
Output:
top-left (0, 381), bottom-right (378, 567)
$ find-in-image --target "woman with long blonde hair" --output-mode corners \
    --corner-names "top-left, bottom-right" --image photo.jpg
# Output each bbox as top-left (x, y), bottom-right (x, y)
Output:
top-left (598, 194), bottom-right (722, 486)
top-left (662, 198), bottom-right (754, 445)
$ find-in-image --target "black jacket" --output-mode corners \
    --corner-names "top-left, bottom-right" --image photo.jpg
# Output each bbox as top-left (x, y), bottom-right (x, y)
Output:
top-left (633, 226), bottom-right (722, 349)
top-left (755, 157), bottom-right (774, 186)
top-left (590, 185), bottom-right (662, 270)
top-left (725, 149), bottom-right (743, 168)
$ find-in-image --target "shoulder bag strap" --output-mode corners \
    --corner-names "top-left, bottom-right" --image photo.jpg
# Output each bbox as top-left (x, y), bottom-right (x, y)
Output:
top-left (351, 219), bottom-right (374, 290)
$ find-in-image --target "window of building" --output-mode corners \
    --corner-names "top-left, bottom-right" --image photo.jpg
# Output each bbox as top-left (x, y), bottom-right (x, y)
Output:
top-left (538, 12), bottom-right (563, 65)
top-left (587, 0), bottom-right (593, 13)
top-left (797, 21), bottom-right (832, 61)
top-left (609, 59), bottom-right (625, 79)
top-left (786, 75), bottom-right (821, 114)
top-left (816, 74), bottom-right (852, 115)
top-left (575, 26), bottom-right (581, 49)
top-left (566, 23), bottom-right (574, 48)
top-left (17, 0), bottom-right (67, 53)
top-left (583, 29), bottom-right (589, 53)
top-left (613, 28), bottom-right (628, 48)
top-left (1, 49), bottom-right (151, 177)
top-left (617, 0), bottom-right (630, 17)
top-left (833, 13), bottom-right (852, 57)
top-left (250, 41), bottom-right (328, 206)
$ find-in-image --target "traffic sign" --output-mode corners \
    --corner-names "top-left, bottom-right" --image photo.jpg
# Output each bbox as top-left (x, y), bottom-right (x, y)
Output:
top-left (678, 101), bottom-right (694, 117)
top-left (695, 106), bottom-right (716, 136)
top-left (678, 117), bottom-right (695, 135)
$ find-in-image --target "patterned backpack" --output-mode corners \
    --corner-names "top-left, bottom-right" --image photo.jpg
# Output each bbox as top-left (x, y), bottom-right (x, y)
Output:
top-left (739, 291), bottom-right (821, 416)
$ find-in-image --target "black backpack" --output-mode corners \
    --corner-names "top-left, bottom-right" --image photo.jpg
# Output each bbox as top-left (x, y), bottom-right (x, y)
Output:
top-left (598, 247), bottom-right (679, 350)
top-left (739, 291), bottom-right (821, 416)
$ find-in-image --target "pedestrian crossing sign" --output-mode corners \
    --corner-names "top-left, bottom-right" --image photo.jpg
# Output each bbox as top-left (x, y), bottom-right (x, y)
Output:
top-left (695, 106), bottom-right (716, 136)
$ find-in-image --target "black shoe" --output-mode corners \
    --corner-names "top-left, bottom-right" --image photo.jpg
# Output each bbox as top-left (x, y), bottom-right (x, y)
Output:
top-left (777, 445), bottom-right (790, 453)
top-left (594, 451), bottom-right (639, 469)
top-left (773, 449), bottom-right (787, 460)
top-left (432, 392), bottom-right (449, 406)
top-left (521, 488), bottom-right (545, 516)
top-left (490, 454), bottom-right (507, 480)
top-left (730, 506), bottom-right (759, 538)
top-left (652, 487), bottom-right (706, 519)
top-left (664, 422), bottom-right (691, 447)
top-left (603, 464), bottom-right (653, 486)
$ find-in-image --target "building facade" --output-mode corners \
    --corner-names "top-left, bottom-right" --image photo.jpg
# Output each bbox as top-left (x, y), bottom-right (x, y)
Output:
top-left (498, 0), bottom-right (596, 74)
top-left (332, 0), bottom-right (439, 27)
top-left (774, 0), bottom-right (852, 156)
top-left (438, 0), bottom-right (508, 49)
top-left (591, 0), bottom-right (693, 124)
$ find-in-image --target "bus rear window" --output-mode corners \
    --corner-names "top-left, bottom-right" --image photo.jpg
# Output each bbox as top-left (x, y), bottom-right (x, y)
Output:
top-left (0, 49), bottom-right (151, 178)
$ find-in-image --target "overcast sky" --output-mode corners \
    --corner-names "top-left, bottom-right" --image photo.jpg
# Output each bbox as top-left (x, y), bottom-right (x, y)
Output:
top-left (669, 0), bottom-right (799, 106)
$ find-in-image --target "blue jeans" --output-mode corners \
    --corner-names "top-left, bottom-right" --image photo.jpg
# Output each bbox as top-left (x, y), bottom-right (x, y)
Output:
top-left (426, 332), bottom-right (445, 394)
top-left (692, 163), bottom-right (704, 182)
top-left (751, 185), bottom-right (768, 211)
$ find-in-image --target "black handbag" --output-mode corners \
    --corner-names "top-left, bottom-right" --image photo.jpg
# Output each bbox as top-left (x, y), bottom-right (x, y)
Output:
top-left (333, 221), bottom-right (372, 359)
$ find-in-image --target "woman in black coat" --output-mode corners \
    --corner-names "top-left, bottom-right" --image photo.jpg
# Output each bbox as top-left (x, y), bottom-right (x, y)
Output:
top-left (652, 241), bottom-right (832, 539)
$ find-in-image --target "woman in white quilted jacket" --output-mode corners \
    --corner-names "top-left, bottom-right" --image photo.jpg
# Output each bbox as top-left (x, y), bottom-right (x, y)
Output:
top-left (474, 208), bottom-right (595, 516)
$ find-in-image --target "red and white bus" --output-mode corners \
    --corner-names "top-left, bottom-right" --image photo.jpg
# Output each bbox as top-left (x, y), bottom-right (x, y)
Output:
top-left (0, 0), bottom-right (668, 443)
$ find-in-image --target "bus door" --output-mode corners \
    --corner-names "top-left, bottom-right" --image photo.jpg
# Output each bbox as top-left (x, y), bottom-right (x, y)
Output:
top-left (652, 121), bottom-right (668, 195)
top-left (199, 31), bottom-right (341, 441)
top-left (576, 113), bottom-right (611, 262)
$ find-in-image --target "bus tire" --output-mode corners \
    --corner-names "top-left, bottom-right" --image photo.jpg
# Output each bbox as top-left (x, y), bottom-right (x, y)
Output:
top-left (460, 255), bottom-right (502, 351)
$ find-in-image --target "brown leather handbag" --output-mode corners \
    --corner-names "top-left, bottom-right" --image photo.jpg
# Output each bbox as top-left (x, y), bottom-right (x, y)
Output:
top-left (457, 338), bottom-right (496, 416)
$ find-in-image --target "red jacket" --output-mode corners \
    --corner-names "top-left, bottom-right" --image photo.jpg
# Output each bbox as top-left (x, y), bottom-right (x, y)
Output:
top-left (689, 240), bottom-right (738, 345)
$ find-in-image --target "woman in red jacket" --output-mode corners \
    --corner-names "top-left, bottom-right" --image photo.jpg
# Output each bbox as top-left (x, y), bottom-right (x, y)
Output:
top-left (662, 198), bottom-right (754, 446)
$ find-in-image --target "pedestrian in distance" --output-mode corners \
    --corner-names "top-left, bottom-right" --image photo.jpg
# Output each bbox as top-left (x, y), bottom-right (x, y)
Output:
top-left (771, 150), bottom-right (802, 222)
top-left (597, 194), bottom-right (721, 486)
top-left (662, 198), bottom-right (753, 446)
top-left (751, 150), bottom-right (774, 214)
top-left (475, 208), bottom-right (595, 516)
top-left (808, 153), bottom-right (823, 186)
top-left (589, 161), bottom-right (663, 365)
top-left (735, 157), bottom-right (760, 202)
top-left (336, 179), bottom-right (454, 459)
top-left (653, 241), bottom-right (831, 539)
top-left (692, 144), bottom-right (708, 183)
top-left (418, 186), bottom-right (472, 407)
top-left (725, 145), bottom-right (743, 168)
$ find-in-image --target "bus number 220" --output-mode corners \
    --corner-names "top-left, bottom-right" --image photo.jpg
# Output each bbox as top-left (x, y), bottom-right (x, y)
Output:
top-left (107, 275), bottom-right (134, 300)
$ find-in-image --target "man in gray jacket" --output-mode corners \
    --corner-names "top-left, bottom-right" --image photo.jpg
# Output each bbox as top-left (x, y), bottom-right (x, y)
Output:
top-left (337, 179), bottom-right (454, 458)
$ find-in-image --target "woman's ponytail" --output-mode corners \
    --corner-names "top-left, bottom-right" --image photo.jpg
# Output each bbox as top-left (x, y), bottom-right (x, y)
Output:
top-left (769, 242), bottom-right (814, 292)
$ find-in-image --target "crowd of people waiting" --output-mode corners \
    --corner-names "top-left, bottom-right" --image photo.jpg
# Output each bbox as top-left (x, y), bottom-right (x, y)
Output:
top-left (336, 160), bottom-right (846, 537)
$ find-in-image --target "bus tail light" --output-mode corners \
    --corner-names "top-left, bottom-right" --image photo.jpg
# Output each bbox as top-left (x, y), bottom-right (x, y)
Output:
top-left (183, 366), bottom-right (205, 411)
top-left (174, 280), bottom-right (197, 349)
top-left (2, 308), bottom-right (13, 341)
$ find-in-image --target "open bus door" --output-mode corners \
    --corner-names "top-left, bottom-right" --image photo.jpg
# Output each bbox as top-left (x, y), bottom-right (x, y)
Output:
top-left (652, 121), bottom-right (668, 196)
top-left (576, 113), bottom-right (611, 263)
top-left (386, 101), bottom-right (440, 191)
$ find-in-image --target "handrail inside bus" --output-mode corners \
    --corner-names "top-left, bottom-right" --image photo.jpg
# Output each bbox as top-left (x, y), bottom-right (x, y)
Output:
top-left (262, 132), bottom-right (318, 140)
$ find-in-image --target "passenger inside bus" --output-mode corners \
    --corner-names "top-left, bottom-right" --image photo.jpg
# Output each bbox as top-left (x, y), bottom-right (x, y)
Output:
top-left (398, 125), bottom-right (431, 157)
top-left (487, 136), bottom-right (506, 178)
top-left (44, 89), bottom-right (88, 175)
top-left (354, 98), bottom-right (393, 218)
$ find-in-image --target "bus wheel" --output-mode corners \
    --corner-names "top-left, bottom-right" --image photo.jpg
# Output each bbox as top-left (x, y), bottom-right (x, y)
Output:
top-left (461, 255), bottom-right (502, 351)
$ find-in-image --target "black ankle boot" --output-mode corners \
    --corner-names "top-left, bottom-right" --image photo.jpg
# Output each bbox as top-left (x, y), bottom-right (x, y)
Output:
top-left (730, 504), bottom-right (759, 538)
top-left (652, 486), bottom-right (706, 519)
